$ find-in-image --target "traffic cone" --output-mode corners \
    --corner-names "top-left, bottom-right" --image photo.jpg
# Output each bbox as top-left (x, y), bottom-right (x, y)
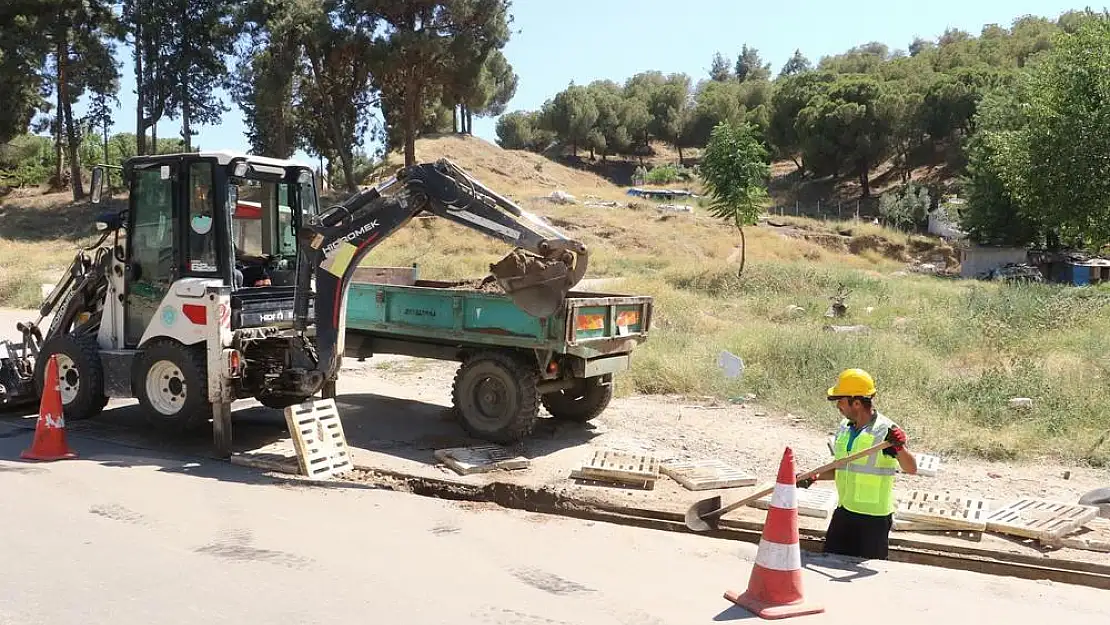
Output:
top-left (20, 355), bottom-right (78, 461)
top-left (724, 446), bottom-right (823, 620)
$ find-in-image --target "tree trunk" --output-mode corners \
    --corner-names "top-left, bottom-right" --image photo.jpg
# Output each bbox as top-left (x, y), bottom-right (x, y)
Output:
top-left (858, 166), bottom-right (871, 199)
top-left (181, 88), bottom-right (192, 152)
top-left (466, 107), bottom-right (473, 135)
top-left (452, 103), bottom-right (458, 134)
top-left (151, 122), bottom-right (158, 155)
top-left (736, 226), bottom-right (746, 278)
top-left (134, 2), bottom-right (146, 155)
top-left (790, 155), bottom-right (801, 170)
top-left (103, 121), bottom-right (109, 164)
top-left (403, 77), bottom-right (420, 168)
top-left (677, 144), bottom-right (684, 166)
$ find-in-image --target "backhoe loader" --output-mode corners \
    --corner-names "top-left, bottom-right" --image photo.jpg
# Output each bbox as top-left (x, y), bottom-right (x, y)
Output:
top-left (0, 152), bottom-right (588, 455)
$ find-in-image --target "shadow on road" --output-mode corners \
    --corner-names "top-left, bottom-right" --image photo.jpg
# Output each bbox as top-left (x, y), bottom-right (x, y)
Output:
top-left (0, 386), bottom-right (602, 484)
top-left (802, 551), bottom-right (879, 583)
top-left (335, 391), bottom-right (602, 465)
top-left (712, 604), bottom-right (757, 621)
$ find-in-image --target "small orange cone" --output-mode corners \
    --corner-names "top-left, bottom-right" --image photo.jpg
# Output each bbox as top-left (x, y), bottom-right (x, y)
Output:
top-left (21, 355), bottom-right (78, 462)
top-left (724, 446), bottom-right (823, 620)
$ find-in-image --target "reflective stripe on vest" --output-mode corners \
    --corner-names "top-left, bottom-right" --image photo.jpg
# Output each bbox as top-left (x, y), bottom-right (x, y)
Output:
top-left (833, 412), bottom-right (899, 516)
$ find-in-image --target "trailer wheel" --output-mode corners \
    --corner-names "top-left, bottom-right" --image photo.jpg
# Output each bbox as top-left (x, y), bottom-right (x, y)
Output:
top-left (541, 375), bottom-right (613, 423)
top-left (134, 339), bottom-right (211, 434)
top-left (451, 351), bottom-right (539, 443)
top-left (34, 333), bottom-right (107, 420)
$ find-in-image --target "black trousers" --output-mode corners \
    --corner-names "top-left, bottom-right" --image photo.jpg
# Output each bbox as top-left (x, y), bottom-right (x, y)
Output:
top-left (823, 506), bottom-right (893, 560)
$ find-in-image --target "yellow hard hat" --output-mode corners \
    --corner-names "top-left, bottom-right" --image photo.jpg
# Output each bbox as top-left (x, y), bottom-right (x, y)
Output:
top-left (827, 368), bottom-right (876, 399)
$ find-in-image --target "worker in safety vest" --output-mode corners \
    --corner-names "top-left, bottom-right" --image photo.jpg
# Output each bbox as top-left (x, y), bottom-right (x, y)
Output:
top-left (798, 368), bottom-right (917, 560)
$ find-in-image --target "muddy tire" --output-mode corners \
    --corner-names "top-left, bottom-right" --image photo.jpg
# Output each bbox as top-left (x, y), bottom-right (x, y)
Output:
top-left (134, 339), bottom-right (211, 434)
top-left (541, 375), bottom-right (613, 423)
top-left (451, 351), bottom-right (539, 443)
top-left (33, 333), bottom-right (107, 420)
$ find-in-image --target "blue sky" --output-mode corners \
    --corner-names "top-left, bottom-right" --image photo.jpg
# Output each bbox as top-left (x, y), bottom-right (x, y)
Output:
top-left (76, 0), bottom-right (1091, 167)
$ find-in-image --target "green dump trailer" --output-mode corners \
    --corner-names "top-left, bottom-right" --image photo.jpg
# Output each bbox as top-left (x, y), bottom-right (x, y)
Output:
top-left (342, 266), bottom-right (653, 443)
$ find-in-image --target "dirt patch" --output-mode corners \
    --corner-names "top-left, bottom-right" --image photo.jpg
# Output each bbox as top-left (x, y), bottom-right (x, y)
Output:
top-left (849, 233), bottom-right (909, 261)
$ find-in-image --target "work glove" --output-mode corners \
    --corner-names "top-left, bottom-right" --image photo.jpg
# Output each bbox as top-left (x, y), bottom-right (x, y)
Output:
top-left (796, 476), bottom-right (814, 489)
top-left (883, 425), bottom-right (907, 457)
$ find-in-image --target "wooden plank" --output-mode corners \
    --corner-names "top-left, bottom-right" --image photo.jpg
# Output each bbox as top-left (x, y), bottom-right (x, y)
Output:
top-left (579, 449), bottom-right (660, 483)
top-left (659, 458), bottom-right (757, 491)
top-left (896, 490), bottom-right (988, 531)
top-left (750, 484), bottom-right (838, 519)
top-left (434, 445), bottom-right (530, 475)
top-left (569, 468), bottom-right (655, 490)
top-left (283, 399), bottom-right (353, 479)
top-left (985, 498), bottom-right (1100, 540)
top-left (893, 518), bottom-right (982, 539)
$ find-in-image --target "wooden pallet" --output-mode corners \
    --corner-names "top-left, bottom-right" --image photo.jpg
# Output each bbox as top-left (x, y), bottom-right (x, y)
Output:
top-left (576, 449), bottom-right (660, 488)
top-left (283, 399), bottom-right (353, 479)
top-left (985, 498), bottom-right (1100, 540)
top-left (659, 458), bottom-right (757, 491)
top-left (750, 484), bottom-right (838, 519)
top-left (1048, 518), bottom-right (1110, 552)
top-left (434, 445), bottom-right (529, 475)
top-left (896, 490), bottom-right (988, 531)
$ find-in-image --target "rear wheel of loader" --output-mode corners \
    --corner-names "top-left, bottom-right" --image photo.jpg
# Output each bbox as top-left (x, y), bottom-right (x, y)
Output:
top-left (451, 351), bottom-right (539, 444)
top-left (134, 340), bottom-right (211, 435)
top-left (541, 375), bottom-right (613, 423)
top-left (34, 333), bottom-right (108, 420)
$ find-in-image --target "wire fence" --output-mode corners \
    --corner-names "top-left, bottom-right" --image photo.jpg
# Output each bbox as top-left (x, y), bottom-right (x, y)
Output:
top-left (768, 199), bottom-right (883, 222)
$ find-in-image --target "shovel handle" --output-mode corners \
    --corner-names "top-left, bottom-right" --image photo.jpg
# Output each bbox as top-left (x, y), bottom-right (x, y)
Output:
top-left (705, 440), bottom-right (892, 521)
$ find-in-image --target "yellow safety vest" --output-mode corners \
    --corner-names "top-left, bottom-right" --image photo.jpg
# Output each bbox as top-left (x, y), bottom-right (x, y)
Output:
top-left (833, 412), bottom-right (899, 516)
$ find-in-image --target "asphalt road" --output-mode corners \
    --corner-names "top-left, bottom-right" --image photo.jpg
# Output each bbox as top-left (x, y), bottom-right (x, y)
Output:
top-left (1, 422), bottom-right (1108, 625)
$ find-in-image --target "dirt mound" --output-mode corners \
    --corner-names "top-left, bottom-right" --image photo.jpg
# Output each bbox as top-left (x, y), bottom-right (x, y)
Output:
top-left (389, 134), bottom-right (617, 195)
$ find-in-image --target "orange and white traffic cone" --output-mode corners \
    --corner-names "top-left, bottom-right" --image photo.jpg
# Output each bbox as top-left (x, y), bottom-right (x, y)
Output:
top-left (724, 446), bottom-right (823, 620)
top-left (20, 355), bottom-right (78, 462)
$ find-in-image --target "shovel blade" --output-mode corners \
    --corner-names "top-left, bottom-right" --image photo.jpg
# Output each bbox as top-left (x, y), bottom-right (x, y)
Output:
top-left (490, 249), bottom-right (576, 318)
top-left (685, 495), bottom-right (723, 532)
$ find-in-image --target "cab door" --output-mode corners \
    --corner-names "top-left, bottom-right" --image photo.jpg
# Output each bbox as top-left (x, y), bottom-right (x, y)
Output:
top-left (124, 162), bottom-right (179, 347)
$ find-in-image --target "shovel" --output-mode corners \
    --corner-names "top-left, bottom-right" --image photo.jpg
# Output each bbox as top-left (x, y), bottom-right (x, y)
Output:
top-left (684, 440), bottom-right (892, 532)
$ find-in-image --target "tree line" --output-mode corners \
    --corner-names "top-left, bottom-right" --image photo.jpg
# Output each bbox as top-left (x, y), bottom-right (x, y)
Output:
top-left (0, 0), bottom-right (518, 197)
top-left (496, 10), bottom-right (1093, 216)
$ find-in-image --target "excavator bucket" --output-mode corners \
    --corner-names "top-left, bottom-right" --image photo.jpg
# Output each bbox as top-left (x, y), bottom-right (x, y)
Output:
top-left (490, 248), bottom-right (586, 317)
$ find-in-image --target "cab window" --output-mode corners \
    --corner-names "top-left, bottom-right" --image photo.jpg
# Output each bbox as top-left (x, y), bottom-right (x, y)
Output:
top-left (187, 162), bottom-right (218, 273)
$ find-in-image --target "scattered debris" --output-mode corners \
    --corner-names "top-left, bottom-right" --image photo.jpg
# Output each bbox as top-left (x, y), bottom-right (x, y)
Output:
top-left (785, 304), bottom-right (805, 317)
top-left (434, 445), bottom-right (530, 475)
top-left (585, 200), bottom-right (621, 208)
top-left (546, 190), bottom-right (577, 204)
top-left (717, 350), bottom-right (744, 379)
top-left (824, 324), bottom-right (870, 334)
top-left (657, 203), bottom-right (694, 213)
top-left (914, 453), bottom-right (941, 477)
top-left (1044, 517), bottom-right (1110, 552)
top-left (1009, 397), bottom-right (1034, 410)
top-left (824, 284), bottom-right (851, 317)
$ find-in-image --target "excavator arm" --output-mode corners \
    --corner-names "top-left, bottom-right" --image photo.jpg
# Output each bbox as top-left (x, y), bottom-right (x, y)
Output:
top-left (287, 158), bottom-right (588, 396)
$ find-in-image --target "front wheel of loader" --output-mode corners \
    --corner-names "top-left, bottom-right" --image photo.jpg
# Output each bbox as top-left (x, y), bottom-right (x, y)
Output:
top-left (541, 375), bottom-right (613, 423)
top-left (451, 351), bottom-right (539, 444)
top-left (34, 333), bottom-right (107, 420)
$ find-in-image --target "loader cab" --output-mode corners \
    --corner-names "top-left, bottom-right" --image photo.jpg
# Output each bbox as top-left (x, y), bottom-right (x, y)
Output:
top-left (91, 151), bottom-right (318, 346)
